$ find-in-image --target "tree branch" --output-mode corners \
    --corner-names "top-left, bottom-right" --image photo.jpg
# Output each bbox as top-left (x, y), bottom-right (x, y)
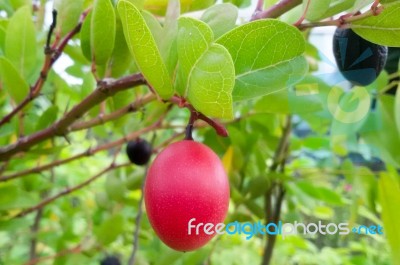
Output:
top-left (261, 115), bottom-right (291, 265)
top-left (13, 162), bottom-right (130, 218)
top-left (24, 244), bottom-right (82, 265)
top-left (0, 9), bottom-right (90, 128)
top-left (251, 0), bottom-right (302, 21)
top-left (0, 116), bottom-right (163, 182)
top-left (0, 73), bottom-right (146, 161)
top-left (128, 134), bottom-right (156, 265)
top-left (70, 93), bottom-right (156, 132)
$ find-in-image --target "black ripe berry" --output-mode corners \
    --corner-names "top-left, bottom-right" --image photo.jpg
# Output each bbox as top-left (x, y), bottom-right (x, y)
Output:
top-left (100, 256), bottom-right (121, 265)
top-left (126, 139), bottom-right (152, 165)
top-left (332, 28), bottom-right (388, 86)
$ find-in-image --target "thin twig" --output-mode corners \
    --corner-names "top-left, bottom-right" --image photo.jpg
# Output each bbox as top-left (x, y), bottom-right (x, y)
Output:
top-left (0, 9), bottom-right (89, 128)
top-left (0, 73), bottom-right (146, 161)
top-left (261, 115), bottom-right (292, 265)
top-left (70, 93), bottom-right (156, 131)
top-left (128, 134), bottom-right (156, 265)
top-left (0, 116), bottom-right (164, 182)
top-left (13, 162), bottom-right (130, 218)
top-left (24, 244), bottom-right (82, 265)
top-left (251, 0), bottom-right (302, 21)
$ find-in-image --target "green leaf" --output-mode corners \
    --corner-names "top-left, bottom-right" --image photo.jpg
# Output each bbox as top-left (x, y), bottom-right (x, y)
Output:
top-left (176, 17), bottom-right (213, 96)
top-left (216, 19), bottom-right (308, 101)
top-left (379, 172), bottom-right (400, 265)
top-left (223, 0), bottom-right (251, 8)
top-left (254, 75), bottom-right (330, 114)
top-left (109, 19), bottom-right (134, 77)
top-left (54, 0), bottom-right (84, 36)
top-left (351, 2), bottom-right (400, 47)
top-left (118, 0), bottom-right (173, 99)
top-left (0, 26), bottom-right (6, 55)
top-left (296, 181), bottom-right (344, 206)
top-left (5, 5), bottom-right (37, 78)
top-left (95, 214), bottom-right (125, 245)
top-left (304, 0), bottom-right (331, 21)
top-left (160, 0), bottom-right (179, 77)
top-left (187, 44), bottom-right (235, 119)
top-left (177, 17), bottom-right (234, 119)
top-left (396, 83), bottom-right (400, 135)
top-left (91, 0), bottom-right (116, 65)
top-left (36, 106), bottom-right (59, 131)
top-left (143, 0), bottom-right (215, 15)
top-left (9, 0), bottom-right (31, 10)
top-left (201, 3), bottom-right (238, 39)
top-left (322, 0), bottom-right (356, 18)
top-left (0, 57), bottom-right (29, 104)
top-left (80, 11), bottom-right (92, 62)
top-left (362, 96), bottom-right (400, 167)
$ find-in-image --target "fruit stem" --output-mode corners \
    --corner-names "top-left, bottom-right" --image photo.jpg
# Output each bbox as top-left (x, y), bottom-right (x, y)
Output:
top-left (185, 111), bottom-right (198, 140)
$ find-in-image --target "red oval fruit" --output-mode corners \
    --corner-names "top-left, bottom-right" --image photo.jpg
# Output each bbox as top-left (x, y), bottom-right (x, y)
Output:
top-left (144, 140), bottom-right (230, 251)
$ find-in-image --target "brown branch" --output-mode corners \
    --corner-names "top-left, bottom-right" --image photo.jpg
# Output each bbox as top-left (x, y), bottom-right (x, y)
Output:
top-left (0, 9), bottom-right (90, 128)
top-left (0, 117), bottom-right (162, 182)
top-left (0, 73), bottom-right (146, 161)
top-left (29, 208), bottom-right (43, 260)
top-left (128, 134), bottom-right (156, 265)
top-left (70, 93), bottom-right (156, 131)
top-left (261, 115), bottom-right (291, 265)
top-left (24, 244), bottom-right (82, 265)
top-left (251, 0), bottom-right (302, 21)
top-left (13, 162), bottom-right (130, 218)
top-left (169, 96), bottom-right (229, 137)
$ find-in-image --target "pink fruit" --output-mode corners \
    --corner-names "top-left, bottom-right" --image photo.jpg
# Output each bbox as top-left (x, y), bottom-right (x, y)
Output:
top-left (144, 140), bottom-right (230, 251)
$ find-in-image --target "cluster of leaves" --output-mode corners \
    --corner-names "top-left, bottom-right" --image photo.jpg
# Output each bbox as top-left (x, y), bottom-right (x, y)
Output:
top-left (0, 0), bottom-right (400, 264)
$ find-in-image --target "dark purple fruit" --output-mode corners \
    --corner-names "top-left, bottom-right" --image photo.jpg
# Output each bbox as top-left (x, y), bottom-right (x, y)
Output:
top-left (100, 256), bottom-right (121, 265)
top-left (126, 139), bottom-right (152, 165)
top-left (333, 28), bottom-right (388, 86)
top-left (384, 47), bottom-right (400, 95)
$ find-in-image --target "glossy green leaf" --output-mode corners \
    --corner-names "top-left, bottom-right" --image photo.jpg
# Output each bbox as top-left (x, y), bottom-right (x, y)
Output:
top-left (187, 44), bottom-right (235, 119)
top-left (80, 11), bottom-right (92, 62)
top-left (159, 0), bottom-right (179, 76)
top-left (176, 17), bottom-right (213, 96)
top-left (351, 2), bottom-right (400, 47)
top-left (177, 17), bottom-right (234, 119)
top-left (216, 19), bottom-right (308, 101)
top-left (54, 0), bottom-right (84, 36)
top-left (118, 0), bottom-right (173, 99)
top-left (5, 5), bottom-right (36, 78)
top-left (91, 0), bottom-right (116, 65)
top-left (109, 19), bottom-right (134, 77)
top-left (201, 3), bottom-right (238, 39)
top-left (304, 0), bottom-right (331, 21)
top-left (379, 172), bottom-right (400, 265)
top-left (0, 57), bottom-right (29, 104)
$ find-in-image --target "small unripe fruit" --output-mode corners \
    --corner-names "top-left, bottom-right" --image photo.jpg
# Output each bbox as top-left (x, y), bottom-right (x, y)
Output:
top-left (332, 28), bottom-right (388, 86)
top-left (144, 140), bottom-right (230, 252)
top-left (126, 139), bottom-right (152, 165)
top-left (100, 256), bottom-right (121, 265)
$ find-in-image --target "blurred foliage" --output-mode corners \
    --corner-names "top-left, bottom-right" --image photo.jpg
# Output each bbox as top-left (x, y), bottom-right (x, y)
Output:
top-left (0, 0), bottom-right (400, 265)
